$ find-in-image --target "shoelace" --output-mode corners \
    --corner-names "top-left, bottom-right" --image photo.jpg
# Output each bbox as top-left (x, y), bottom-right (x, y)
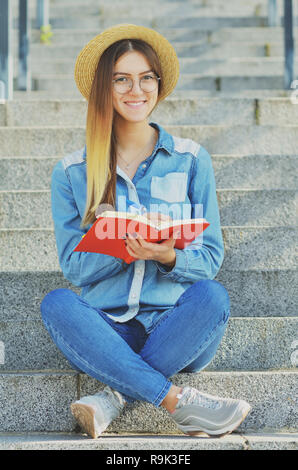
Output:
top-left (176, 387), bottom-right (221, 410)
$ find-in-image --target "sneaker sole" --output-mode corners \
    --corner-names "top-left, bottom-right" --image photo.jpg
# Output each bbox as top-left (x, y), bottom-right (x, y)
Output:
top-left (178, 401), bottom-right (252, 438)
top-left (70, 403), bottom-right (100, 439)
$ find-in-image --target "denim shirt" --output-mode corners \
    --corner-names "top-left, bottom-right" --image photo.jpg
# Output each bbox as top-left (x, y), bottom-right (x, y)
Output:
top-left (51, 122), bottom-right (224, 333)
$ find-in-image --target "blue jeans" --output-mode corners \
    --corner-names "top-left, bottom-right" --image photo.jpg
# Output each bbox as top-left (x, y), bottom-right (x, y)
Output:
top-left (40, 279), bottom-right (230, 408)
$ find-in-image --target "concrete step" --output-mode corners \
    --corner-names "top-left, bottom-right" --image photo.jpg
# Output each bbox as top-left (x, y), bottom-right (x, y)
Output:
top-left (29, 74), bottom-right (296, 93)
top-left (18, 0), bottom-right (288, 19)
top-left (0, 432), bottom-right (297, 450)
top-left (12, 0), bottom-right (294, 30)
top-left (46, 0), bottom-right (268, 4)
top-left (13, 0), bottom-right (297, 28)
top-left (0, 317), bottom-right (296, 371)
top-left (45, 0), bottom-right (289, 9)
top-left (0, 226), bottom-right (296, 272)
top-left (170, 89), bottom-right (296, 99)
top-left (14, 15), bottom-right (281, 31)
top-left (209, 26), bottom-right (298, 43)
top-left (2, 97), bottom-right (298, 126)
top-left (23, 26), bottom-right (298, 46)
top-left (45, 0), bottom-right (280, 5)
top-left (19, 1), bottom-right (198, 19)
top-left (0, 370), bottom-right (296, 432)
top-left (21, 13), bottom-right (298, 30)
top-left (16, 56), bottom-right (298, 76)
top-left (1, 154), bottom-right (297, 191)
top-left (0, 125), bottom-right (297, 155)
top-left (0, 189), bottom-right (296, 228)
top-left (22, 41), bottom-right (298, 60)
top-left (11, 88), bottom-right (294, 100)
top-left (1, 269), bottom-right (296, 321)
top-left (14, 0), bottom-right (291, 13)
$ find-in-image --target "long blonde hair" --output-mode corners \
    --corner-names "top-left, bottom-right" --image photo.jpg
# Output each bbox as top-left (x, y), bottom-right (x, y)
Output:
top-left (81, 39), bottom-right (163, 228)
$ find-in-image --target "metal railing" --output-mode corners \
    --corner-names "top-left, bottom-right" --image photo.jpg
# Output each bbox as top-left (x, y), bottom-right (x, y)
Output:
top-left (18, 0), bottom-right (30, 91)
top-left (283, 0), bottom-right (295, 89)
top-left (0, 0), bottom-right (13, 100)
top-left (0, 0), bottom-right (50, 100)
top-left (36, 0), bottom-right (49, 28)
top-left (268, 0), bottom-right (278, 26)
top-left (268, 0), bottom-right (295, 88)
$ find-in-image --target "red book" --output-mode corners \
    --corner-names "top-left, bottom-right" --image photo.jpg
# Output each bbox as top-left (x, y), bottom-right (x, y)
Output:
top-left (74, 211), bottom-right (210, 264)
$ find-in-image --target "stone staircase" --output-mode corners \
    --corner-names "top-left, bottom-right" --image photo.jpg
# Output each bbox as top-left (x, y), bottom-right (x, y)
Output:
top-left (0, 0), bottom-right (297, 450)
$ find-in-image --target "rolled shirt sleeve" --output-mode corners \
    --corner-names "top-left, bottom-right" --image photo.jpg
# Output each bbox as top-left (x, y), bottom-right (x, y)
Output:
top-left (154, 145), bottom-right (224, 282)
top-left (51, 161), bottom-right (123, 287)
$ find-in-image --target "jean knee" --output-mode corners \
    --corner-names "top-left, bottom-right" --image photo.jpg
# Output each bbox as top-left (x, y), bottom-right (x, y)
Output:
top-left (212, 280), bottom-right (230, 314)
top-left (192, 279), bottom-right (230, 323)
top-left (40, 288), bottom-right (72, 321)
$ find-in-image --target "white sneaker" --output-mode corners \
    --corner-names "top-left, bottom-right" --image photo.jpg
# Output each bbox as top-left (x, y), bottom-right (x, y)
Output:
top-left (171, 386), bottom-right (251, 437)
top-left (70, 386), bottom-right (126, 438)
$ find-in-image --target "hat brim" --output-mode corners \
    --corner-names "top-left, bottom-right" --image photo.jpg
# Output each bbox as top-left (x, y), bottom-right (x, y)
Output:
top-left (74, 23), bottom-right (180, 102)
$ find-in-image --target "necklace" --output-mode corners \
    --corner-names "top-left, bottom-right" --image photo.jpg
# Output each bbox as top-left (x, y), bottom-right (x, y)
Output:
top-left (117, 133), bottom-right (156, 170)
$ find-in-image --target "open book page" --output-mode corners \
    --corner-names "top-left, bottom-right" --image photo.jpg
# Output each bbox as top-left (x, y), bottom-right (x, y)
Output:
top-left (99, 210), bottom-right (206, 231)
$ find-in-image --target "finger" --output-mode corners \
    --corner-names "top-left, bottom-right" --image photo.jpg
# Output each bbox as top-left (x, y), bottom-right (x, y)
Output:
top-left (125, 243), bottom-right (139, 258)
top-left (126, 232), bottom-right (139, 241)
top-left (126, 232), bottom-right (142, 250)
top-left (131, 232), bottom-right (148, 244)
top-left (125, 236), bottom-right (140, 251)
top-left (158, 238), bottom-right (174, 247)
top-left (166, 230), bottom-right (180, 240)
top-left (159, 231), bottom-right (180, 246)
top-left (132, 233), bottom-right (147, 245)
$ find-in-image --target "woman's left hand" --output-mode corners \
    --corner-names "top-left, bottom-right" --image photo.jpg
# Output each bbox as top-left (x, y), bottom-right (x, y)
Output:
top-left (124, 230), bottom-right (179, 266)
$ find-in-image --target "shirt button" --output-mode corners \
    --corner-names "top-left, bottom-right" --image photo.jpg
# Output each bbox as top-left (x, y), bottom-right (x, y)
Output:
top-left (142, 164), bottom-right (146, 168)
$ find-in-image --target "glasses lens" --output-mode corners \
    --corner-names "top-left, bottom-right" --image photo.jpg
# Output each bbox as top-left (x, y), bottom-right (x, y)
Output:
top-left (140, 75), bottom-right (158, 92)
top-left (113, 75), bottom-right (159, 93)
top-left (113, 77), bottom-right (132, 93)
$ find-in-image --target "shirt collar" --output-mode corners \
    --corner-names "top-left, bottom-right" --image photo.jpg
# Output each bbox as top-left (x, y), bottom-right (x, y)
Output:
top-left (148, 121), bottom-right (174, 156)
top-left (82, 121), bottom-right (173, 160)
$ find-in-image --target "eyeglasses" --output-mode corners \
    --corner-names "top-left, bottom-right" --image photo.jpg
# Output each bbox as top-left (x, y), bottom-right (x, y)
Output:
top-left (112, 74), bottom-right (161, 94)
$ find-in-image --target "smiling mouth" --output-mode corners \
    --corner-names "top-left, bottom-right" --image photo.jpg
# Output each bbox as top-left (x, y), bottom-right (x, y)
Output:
top-left (124, 101), bottom-right (147, 107)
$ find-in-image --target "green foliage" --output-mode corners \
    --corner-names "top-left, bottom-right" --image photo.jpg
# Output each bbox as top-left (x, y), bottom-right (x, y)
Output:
top-left (254, 4), bottom-right (262, 17)
top-left (215, 77), bottom-right (221, 91)
top-left (255, 100), bottom-right (260, 125)
top-left (151, 19), bottom-right (158, 29)
top-left (40, 24), bottom-right (53, 44)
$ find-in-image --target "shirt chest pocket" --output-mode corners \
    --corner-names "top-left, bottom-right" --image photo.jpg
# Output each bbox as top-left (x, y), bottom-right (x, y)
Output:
top-left (150, 172), bottom-right (188, 203)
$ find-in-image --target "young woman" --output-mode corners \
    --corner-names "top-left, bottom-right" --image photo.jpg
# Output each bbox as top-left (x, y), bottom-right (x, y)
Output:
top-left (40, 24), bottom-right (251, 439)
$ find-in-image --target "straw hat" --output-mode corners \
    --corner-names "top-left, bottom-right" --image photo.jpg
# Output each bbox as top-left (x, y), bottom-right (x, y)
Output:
top-left (74, 23), bottom-right (180, 102)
